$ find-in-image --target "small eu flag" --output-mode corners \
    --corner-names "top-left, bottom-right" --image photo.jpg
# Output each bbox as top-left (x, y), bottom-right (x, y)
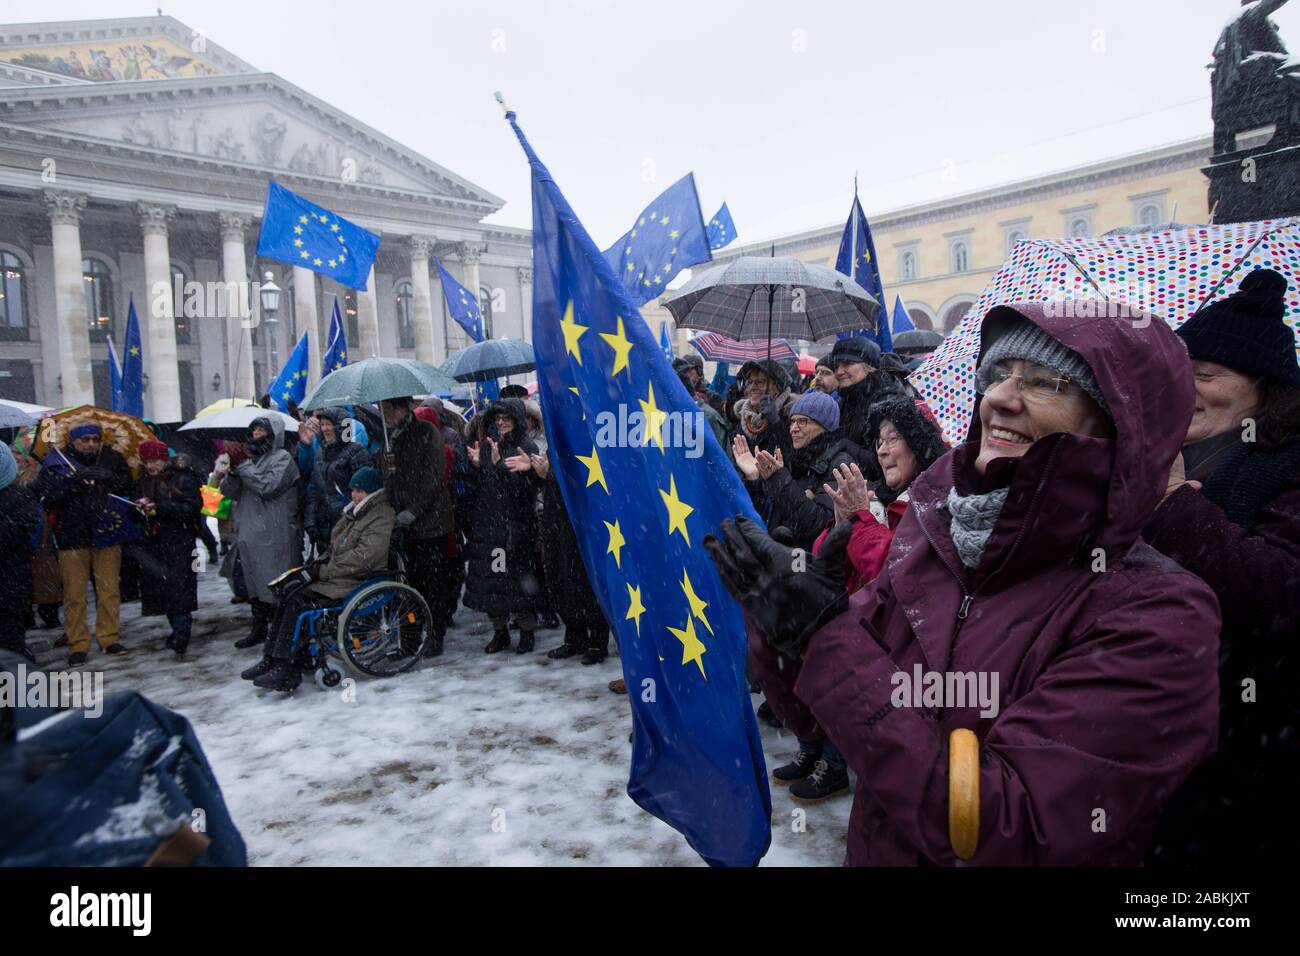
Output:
top-left (256, 181), bottom-right (381, 291)
top-left (659, 321), bottom-right (674, 360)
top-left (435, 258), bottom-right (485, 342)
top-left (602, 173), bottom-right (712, 307)
top-left (322, 299), bottom-right (349, 373)
top-left (707, 202), bottom-right (737, 250)
top-left (835, 186), bottom-right (890, 352)
top-left (270, 331), bottom-right (310, 411)
top-left (509, 110), bottom-right (771, 867)
top-left (119, 296), bottom-right (144, 418)
top-left (891, 294), bottom-right (914, 335)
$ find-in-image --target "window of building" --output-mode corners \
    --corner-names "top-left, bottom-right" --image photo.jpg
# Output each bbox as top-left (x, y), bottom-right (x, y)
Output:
top-left (82, 257), bottom-right (115, 342)
top-left (172, 263), bottom-right (190, 344)
top-left (0, 359), bottom-right (35, 402)
top-left (0, 251), bottom-right (29, 341)
top-left (949, 240), bottom-right (969, 274)
top-left (1005, 229), bottom-right (1027, 256)
top-left (907, 307), bottom-right (935, 331)
top-left (1137, 203), bottom-right (1162, 227)
top-left (940, 296), bottom-right (977, 333)
top-left (1068, 217), bottom-right (1091, 239)
top-left (899, 250), bottom-right (917, 281)
top-left (479, 286), bottom-right (494, 340)
top-left (395, 280), bottom-right (415, 349)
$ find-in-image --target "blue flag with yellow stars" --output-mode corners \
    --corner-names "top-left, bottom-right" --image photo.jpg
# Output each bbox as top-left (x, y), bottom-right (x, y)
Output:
top-left (322, 299), bottom-right (349, 374)
top-left (434, 258), bottom-right (485, 342)
top-left (891, 294), bottom-right (914, 335)
top-left (707, 202), bottom-right (737, 250)
top-left (270, 331), bottom-right (310, 412)
top-left (602, 173), bottom-right (712, 307)
top-left (834, 188), bottom-right (891, 352)
top-left (659, 321), bottom-right (674, 361)
top-left (508, 111), bottom-right (771, 867)
top-left (119, 296), bottom-right (144, 418)
top-left (256, 181), bottom-right (380, 290)
top-left (106, 337), bottom-right (124, 414)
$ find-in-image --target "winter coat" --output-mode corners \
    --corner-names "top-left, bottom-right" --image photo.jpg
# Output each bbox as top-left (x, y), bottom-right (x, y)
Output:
top-left (0, 483), bottom-right (40, 618)
top-left (133, 463), bottom-right (203, 617)
top-left (756, 432), bottom-right (864, 550)
top-left (219, 417), bottom-right (301, 603)
top-left (836, 371), bottom-right (907, 480)
top-left (313, 489), bottom-right (396, 601)
top-left (794, 301), bottom-right (1221, 866)
top-left (462, 399), bottom-right (542, 616)
top-left (38, 445), bottom-right (134, 550)
top-left (538, 470), bottom-right (606, 628)
top-left (382, 413), bottom-right (453, 540)
top-left (1142, 435), bottom-right (1300, 865)
top-left (733, 390), bottom-right (796, 459)
top-left (304, 437), bottom-right (372, 549)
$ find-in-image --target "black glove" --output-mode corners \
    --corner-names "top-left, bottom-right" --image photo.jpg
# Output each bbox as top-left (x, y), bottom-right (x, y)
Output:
top-left (703, 516), bottom-right (852, 659)
top-left (759, 394), bottom-right (780, 427)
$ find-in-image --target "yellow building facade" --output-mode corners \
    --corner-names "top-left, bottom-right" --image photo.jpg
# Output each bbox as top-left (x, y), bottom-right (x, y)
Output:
top-left (649, 135), bottom-right (1212, 351)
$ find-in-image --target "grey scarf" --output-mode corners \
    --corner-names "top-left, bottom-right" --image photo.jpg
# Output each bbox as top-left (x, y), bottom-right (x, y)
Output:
top-left (946, 486), bottom-right (1010, 569)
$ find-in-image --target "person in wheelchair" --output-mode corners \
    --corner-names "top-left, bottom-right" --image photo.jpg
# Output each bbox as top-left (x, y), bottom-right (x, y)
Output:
top-left (241, 467), bottom-right (395, 692)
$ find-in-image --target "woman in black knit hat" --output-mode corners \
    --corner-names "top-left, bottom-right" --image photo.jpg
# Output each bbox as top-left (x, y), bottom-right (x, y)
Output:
top-left (1144, 268), bottom-right (1300, 867)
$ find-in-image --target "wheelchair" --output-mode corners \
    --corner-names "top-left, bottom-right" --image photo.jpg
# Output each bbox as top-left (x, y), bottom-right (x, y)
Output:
top-left (269, 536), bottom-right (432, 690)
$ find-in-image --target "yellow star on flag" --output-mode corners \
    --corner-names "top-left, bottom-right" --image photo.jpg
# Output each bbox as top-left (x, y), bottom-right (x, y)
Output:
top-left (598, 317), bottom-right (634, 377)
top-left (576, 445), bottom-right (608, 493)
top-left (659, 474), bottom-right (694, 544)
top-left (625, 582), bottom-right (646, 637)
top-left (300, 251), bottom-right (310, 259)
top-left (680, 569), bottom-right (714, 636)
top-left (639, 382), bottom-right (668, 452)
top-left (328, 259), bottom-right (337, 268)
top-left (129, 346), bottom-right (140, 356)
top-left (313, 258), bottom-right (323, 267)
top-left (605, 519), bottom-right (625, 568)
top-left (330, 223), bottom-right (340, 232)
top-left (298, 215), bottom-right (308, 224)
top-left (293, 239), bottom-right (303, 248)
top-left (560, 300), bottom-right (588, 365)
top-left (667, 615), bottom-right (706, 677)
top-left (293, 225), bottom-right (303, 235)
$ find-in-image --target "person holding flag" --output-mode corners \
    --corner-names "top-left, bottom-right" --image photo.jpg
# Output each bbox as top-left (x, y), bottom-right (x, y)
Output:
top-left (505, 104), bottom-right (771, 867)
top-left (36, 423), bottom-right (135, 666)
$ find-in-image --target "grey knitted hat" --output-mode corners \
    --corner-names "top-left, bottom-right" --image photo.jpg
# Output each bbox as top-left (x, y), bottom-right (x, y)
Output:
top-left (979, 319), bottom-right (1112, 420)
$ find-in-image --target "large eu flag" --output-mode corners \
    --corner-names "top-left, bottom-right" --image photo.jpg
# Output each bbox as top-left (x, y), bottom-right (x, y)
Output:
top-left (835, 188), bottom-right (891, 352)
top-left (509, 111), bottom-right (771, 867)
top-left (269, 332), bottom-right (310, 412)
top-left (707, 202), bottom-right (737, 250)
top-left (119, 297), bottom-right (144, 418)
top-left (602, 173), bottom-right (712, 307)
top-left (435, 258), bottom-right (485, 342)
top-left (256, 181), bottom-right (380, 290)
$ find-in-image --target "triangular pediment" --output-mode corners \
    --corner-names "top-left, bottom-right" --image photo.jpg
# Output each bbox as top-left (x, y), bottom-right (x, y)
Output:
top-left (0, 73), bottom-right (502, 208)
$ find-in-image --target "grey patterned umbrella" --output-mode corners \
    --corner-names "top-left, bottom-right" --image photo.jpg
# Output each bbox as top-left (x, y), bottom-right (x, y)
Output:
top-left (662, 256), bottom-right (880, 343)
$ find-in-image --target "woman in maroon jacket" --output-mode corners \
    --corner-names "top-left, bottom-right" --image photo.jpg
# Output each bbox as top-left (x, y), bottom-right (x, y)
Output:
top-left (707, 301), bottom-right (1221, 865)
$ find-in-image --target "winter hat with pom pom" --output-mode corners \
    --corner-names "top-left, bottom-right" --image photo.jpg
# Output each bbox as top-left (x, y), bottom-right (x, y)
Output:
top-left (1177, 268), bottom-right (1299, 385)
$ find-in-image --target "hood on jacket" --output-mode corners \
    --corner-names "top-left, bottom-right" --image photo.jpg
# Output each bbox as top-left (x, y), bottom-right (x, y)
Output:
top-left (915, 300), bottom-right (1194, 565)
top-left (482, 397), bottom-right (531, 443)
top-left (866, 395), bottom-right (950, 501)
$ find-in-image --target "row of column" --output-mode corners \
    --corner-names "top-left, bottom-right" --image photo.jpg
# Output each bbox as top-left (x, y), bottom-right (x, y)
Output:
top-left (41, 189), bottom-right (510, 417)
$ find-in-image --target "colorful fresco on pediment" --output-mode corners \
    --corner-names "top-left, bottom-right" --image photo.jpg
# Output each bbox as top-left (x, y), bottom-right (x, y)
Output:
top-left (4, 37), bottom-right (224, 81)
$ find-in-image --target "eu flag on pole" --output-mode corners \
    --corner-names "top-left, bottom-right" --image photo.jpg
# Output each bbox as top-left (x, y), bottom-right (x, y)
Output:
top-left (270, 332), bottom-right (310, 412)
top-left (322, 299), bottom-right (349, 373)
top-left (834, 187), bottom-right (891, 352)
top-left (602, 173), bottom-right (712, 307)
top-left (256, 181), bottom-right (381, 290)
top-left (508, 109), bottom-right (771, 867)
top-left (659, 321), bottom-right (674, 360)
top-left (120, 296), bottom-right (144, 418)
top-left (891, 294), bottom-right (914, 335)
top-left (435, 258), bottom-right (485, 342)
top-left (707, 202), bottom-right (737, 250)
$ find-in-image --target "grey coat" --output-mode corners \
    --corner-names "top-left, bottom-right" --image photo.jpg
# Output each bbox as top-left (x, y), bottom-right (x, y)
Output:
top-left (220, 416), bottom-right (301, 603)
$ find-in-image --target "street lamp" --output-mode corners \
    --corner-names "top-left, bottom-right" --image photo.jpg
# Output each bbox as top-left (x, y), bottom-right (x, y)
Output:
top-left (259, 271), bottom-right (282, 377)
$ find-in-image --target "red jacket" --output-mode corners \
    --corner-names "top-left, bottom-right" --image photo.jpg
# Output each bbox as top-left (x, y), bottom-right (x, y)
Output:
top-left (795, 301), bottom-right (1221, 865)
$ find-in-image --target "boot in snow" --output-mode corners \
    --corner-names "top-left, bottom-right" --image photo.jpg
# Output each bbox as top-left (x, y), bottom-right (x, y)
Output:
top-left (772, 749), bottom-right (822, 785)
top-left (580, 628), bottom-right (610, 666)
top-left (241, 656), bottom-right (275, 681)
top-left (788, 759), bottom-right (850, 802)
top-left (547, 626), bottom-right (585, 659)
top-left (484, 629), bottom-right (511, 654)
top-left (253, 661), bottom-right (301, 692)
top-left (515, 630), bottom-right (535, 654)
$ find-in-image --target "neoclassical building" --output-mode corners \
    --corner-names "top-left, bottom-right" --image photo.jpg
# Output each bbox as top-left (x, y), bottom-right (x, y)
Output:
top-left (688, 136), bottom-right (1215, 341)
top-left (0, 14), bottom-right (532, 419)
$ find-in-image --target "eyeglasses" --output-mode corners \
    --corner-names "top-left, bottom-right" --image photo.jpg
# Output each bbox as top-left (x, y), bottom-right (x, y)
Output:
top-left (975, 361), bottom-right (1079, 398)
top-left (874, 434), bottom-right (902, 451)
top-left (789, 415), bottom-right (815, 429)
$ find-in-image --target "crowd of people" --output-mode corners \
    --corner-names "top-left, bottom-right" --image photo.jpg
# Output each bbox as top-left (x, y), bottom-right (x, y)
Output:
top-left (0, 267), bottom-right (1295, 866)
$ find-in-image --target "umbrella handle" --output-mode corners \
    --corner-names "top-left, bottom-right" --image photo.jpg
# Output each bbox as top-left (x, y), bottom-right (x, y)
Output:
top-left (948, 728), bottom-right (979, 861)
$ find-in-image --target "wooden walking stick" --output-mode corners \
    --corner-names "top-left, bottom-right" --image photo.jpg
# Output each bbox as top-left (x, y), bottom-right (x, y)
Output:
top-left (948, 728), bottom-right (980, 861)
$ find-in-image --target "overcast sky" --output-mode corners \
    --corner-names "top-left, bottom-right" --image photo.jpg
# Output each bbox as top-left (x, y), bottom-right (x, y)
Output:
top-left (13, 0), bottom-right (1299, 247)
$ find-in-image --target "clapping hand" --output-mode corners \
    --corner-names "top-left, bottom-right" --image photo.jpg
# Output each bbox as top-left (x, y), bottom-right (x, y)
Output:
top-left (467, 442), bottom-right (482, 468)
top-left (755, 448), bottom-right (784, 481)
top-left (503, 452), bottom-right (532, 473)
top-left (824, 462), bottom-right (874, 523)
top-left (529, 453), bottom-right (551, 479)
top-left (732, 433), bottom-right (760, 481)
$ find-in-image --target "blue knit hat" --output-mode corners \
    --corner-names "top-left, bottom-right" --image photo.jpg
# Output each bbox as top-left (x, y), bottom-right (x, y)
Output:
top-left (348, 466), bottom-right (382, 494)
top-left (791, 390), bottom-right (840, 432)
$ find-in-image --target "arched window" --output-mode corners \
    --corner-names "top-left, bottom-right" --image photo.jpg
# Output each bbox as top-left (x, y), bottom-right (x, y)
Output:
top-left (172, 263), bottom-right (191, 344)
top-left (907, 307), bottom-right (934, 331)
top-left (900, 251), bottom-right (917, 281)
top-left (950, 241), bottom-right (969, 274)
top-left (1137, 203), bottom-right (1162, 227)
top-left (82, 257), bottom-right (115, 342)
top-left (1005, 230), bottom-right (1026, 256)
top-left (395, 280), bottom-right (415, 349)
top-left (1069, 218), bottom-right (1091, 239)
top-left (0, 251), bottom-right (30, 341)
top-left (479, 286), bottom-right (494, 340)
top-left (941, 297), bottom-right (977, 333)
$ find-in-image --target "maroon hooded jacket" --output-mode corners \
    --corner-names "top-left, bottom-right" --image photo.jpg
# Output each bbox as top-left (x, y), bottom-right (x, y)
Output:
top-left (794, 302), bottom-right (1221, 865)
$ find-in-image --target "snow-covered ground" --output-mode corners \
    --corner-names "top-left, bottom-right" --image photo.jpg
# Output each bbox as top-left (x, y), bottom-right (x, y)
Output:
top-left (27, 566), bottom-right (851, 866)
